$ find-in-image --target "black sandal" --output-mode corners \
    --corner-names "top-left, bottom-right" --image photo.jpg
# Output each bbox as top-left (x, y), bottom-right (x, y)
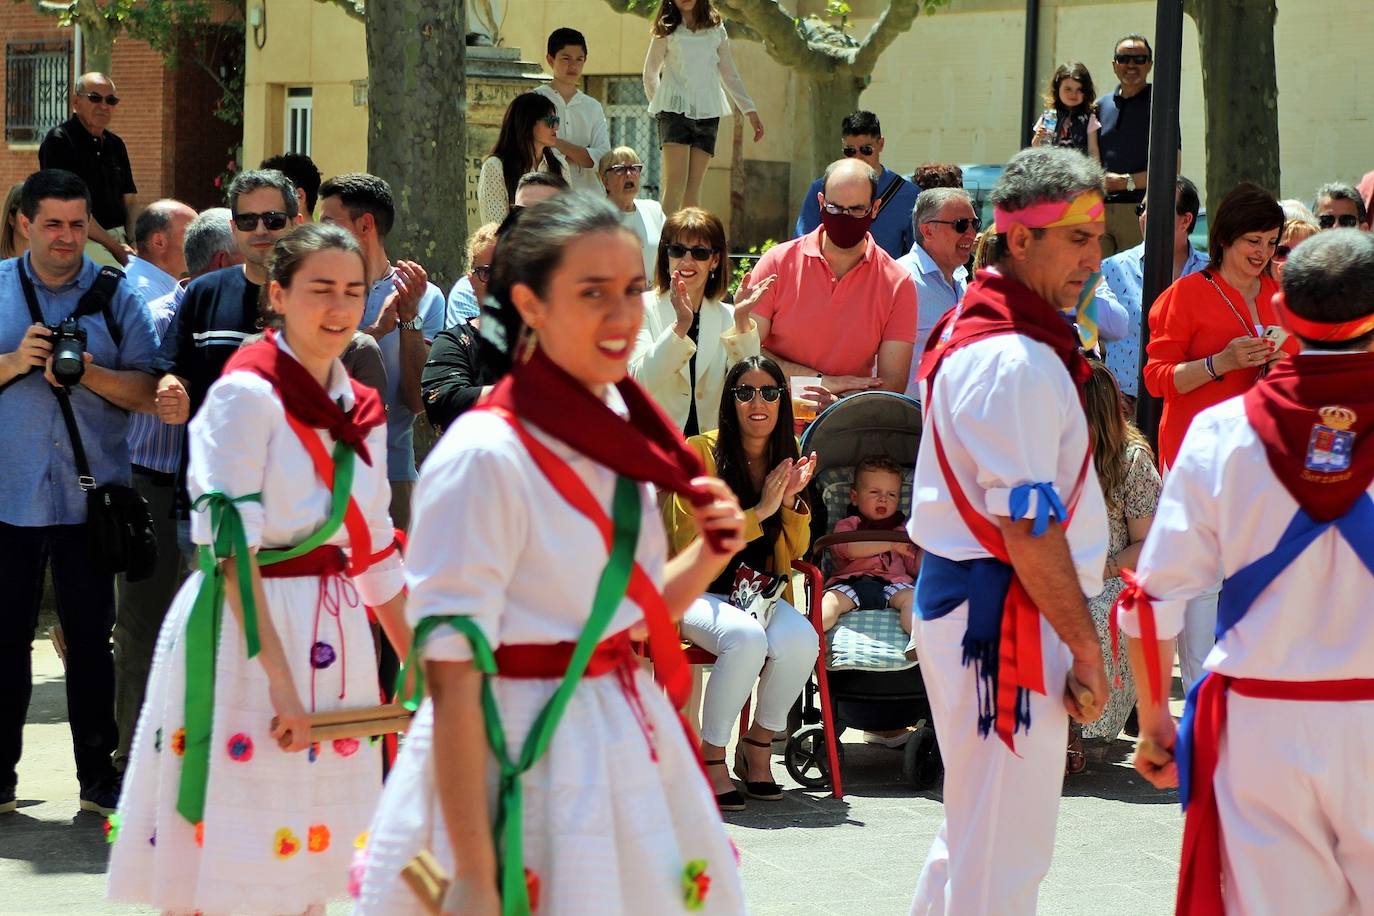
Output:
top-left (734, 736), bottom-right (784, 800)
top-left (704, 758), bottom-right (745, 811)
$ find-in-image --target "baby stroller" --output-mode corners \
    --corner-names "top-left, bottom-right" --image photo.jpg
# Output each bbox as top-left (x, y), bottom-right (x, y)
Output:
top-left (783, 390), bottom-right (943, 795)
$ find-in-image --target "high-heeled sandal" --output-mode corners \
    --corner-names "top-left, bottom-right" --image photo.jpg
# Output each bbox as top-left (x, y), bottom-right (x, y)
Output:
top-left (704, 758), bottom-right (745, 811)
top-left (733, 736), bottom-right (783, 800)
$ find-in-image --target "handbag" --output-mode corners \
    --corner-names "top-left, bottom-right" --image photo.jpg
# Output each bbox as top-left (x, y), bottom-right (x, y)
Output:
top-left (729, 564), bottom-right (785, 629)
top-left (18, 264), bottom-right (158, 581)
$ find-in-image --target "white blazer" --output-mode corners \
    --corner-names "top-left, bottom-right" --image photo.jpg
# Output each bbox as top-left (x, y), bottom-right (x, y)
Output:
top-left (630, 290), bottom-right (761, 431)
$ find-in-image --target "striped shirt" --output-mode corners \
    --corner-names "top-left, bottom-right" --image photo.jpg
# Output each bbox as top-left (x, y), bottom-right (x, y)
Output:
top-left (126, 283), bottom-right (187, 474)
top-left (154, 265), bottom-right (261, 418)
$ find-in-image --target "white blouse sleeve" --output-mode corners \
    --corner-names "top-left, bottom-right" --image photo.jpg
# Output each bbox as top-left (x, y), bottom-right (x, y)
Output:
top-left (643, 36), bottom-right (667, 102)
top-left (478, 157), bottom-right (511, 226)
top-left (405, 439), bottom-right (529, 663)
top-left (714, 26), bottom-right (756, 114)
top-left (352, 421), bottom-right (405, 607)
top-left (187, 372), bottom-right (275, 550)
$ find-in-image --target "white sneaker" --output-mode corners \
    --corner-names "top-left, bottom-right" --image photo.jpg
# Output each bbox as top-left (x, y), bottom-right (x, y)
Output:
top-left (863, 728), bottom-right (914, 749)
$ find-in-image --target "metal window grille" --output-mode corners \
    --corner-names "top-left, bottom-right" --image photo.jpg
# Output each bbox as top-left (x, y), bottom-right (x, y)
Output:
top-left (5, 40), bottom-right (72, 145)
top-left (602, 77), bottom-right (661, 200)
top-left (285, 87), bottom-right (313, 156)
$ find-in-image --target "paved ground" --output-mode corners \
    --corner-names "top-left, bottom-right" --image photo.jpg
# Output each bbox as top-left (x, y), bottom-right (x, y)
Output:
top-left (0, 639), bottom-right (1183, 915)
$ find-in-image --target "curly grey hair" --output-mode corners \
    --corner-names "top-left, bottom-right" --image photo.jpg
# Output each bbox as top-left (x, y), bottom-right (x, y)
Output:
top-left (1312, 182), bottom-right (1368, 224)
top-left (913, 186), bottom-right (973, 245)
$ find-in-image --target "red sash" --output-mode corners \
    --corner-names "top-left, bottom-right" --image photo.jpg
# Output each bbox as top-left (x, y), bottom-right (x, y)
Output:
top-left (1178, 676), bottom-right (1374, 916)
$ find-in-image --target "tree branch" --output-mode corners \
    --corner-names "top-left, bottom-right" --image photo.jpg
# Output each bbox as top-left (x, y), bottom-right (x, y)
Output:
top-left (852, 0), bottom-right (926, 76)
top-left (313, 0), bottom-right (365, 23)
top-left (719, 0), bottom-right (831, 73)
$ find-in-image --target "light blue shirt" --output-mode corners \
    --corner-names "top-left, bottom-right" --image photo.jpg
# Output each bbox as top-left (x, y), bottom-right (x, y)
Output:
top-left (445, 275), bottom-right (480, 329)
top-left (361, 269), bottom-right (446, 481)
top-left (894, 242), bottom-right (968, 398)
top-left (123, 256), bottom-right (179, 304)
top-left (0, 254), bottom-right (158, 526)
top-left (126, 282), bottom-right (186, 474)
top-left (1098, 242), bottom-right (1208, 396)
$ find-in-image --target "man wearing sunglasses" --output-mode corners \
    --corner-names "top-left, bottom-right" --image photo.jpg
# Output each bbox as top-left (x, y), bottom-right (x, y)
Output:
top-left (38, 72), bottom-right (137, 268)
top-left (1312, 182), bottom-right (1370, 232)
top-left (794, 111), bottom-right (919, 259)
top-left (897, 187), bottom-right (977, 395)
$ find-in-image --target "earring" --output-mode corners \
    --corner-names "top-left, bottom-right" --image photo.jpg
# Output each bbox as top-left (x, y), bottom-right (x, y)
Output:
top-left (519, 327), bottom-right (539, 363)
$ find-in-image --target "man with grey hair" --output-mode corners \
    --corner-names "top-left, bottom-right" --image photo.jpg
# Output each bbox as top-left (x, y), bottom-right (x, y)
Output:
top-left (125, 199), bottom-right (197, 302)
top-left (906, 146), bottom-right (1110, 914)
top-left (746, 157), bottom-right (917, 409)
top-left (154, 170), bottom-right (302, 425)
top-left (1117, 229), bottom-right (1374, 914)
top-left (115, 206), bottom-right (242, 771)
top-left (1312, 181), bottom-right (1369, 231)
top-left (896, 186), bottom-right (976, 396)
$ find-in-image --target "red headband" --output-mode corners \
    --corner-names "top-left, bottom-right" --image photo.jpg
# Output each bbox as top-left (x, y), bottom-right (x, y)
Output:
top-left (1273, 292), bottom-right (1374, 342)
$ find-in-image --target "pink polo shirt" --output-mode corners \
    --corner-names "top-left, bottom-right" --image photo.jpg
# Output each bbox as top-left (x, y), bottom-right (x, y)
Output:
top-left (748, 227), bottom-right (918, 377)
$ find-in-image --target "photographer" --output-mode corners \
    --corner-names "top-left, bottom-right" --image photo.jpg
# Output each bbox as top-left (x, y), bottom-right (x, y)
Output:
top-left (0, 169), bottom-right (158, 816)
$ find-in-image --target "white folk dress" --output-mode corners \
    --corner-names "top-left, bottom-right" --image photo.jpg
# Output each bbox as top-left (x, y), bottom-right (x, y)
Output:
top-left (356, 397), bottom-right (746, 915)
top-left (107, 339), bottom-right (405, 915)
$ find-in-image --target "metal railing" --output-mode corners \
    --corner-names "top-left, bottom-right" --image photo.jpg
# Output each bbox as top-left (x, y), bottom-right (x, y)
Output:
top-left (5, 40), bottom-right (72, 145)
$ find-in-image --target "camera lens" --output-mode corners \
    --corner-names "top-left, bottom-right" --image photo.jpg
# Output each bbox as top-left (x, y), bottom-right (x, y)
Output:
top-left (50, 320), bottom-right (86, 386)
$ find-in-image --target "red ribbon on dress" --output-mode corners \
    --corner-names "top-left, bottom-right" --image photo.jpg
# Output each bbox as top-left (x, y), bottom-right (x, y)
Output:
top-left (283, 412), bottom-right (374, 575)
top-left (1177, 676), bottom-right (1374, 916)
top-left (1109, 570), bottom-right (1166, 705)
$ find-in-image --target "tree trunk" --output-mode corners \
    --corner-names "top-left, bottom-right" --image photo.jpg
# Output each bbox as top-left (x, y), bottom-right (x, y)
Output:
top-left (1186, 0), bottom-right (1280, 206)
top-left (78, 16), bottom-right (119, 75)
top-left (806, 72), bottom-right (865, 178)
top-left (364, 0), bottom-right (467, 289)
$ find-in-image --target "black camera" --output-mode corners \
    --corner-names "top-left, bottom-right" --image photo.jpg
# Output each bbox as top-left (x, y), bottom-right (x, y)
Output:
top-left (48, 318), bottom-right (87, 386)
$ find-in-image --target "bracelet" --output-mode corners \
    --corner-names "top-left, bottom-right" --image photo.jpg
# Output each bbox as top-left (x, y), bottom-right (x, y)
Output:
top-left (1203, 355), bottom-right (1222, 382)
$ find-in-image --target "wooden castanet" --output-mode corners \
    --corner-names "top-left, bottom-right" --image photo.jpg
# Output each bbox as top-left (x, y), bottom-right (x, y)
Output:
top-left (305, 703), bottom-right (410, 728)
top-left (401, 850), bottom-right (450, 915)
top-left (310, 717), bottom-right (411, 742)
top-left (1066, 672), bottom-right (1102, 721)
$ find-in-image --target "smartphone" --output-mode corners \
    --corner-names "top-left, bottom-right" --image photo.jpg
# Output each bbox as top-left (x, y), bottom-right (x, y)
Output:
top-left (1262, 325), bottom-right (1288, 348)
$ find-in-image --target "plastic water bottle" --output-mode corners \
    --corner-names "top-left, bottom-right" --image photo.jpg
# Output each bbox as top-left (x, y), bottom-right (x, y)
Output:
top-left (1041, 109), bottom-right (1058, 137)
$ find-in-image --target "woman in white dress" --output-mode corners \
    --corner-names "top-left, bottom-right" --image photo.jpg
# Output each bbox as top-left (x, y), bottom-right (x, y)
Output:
top-left (357, 194), bottom-right (750, 915)
top-left (106, 223), bottom-right (410, 914)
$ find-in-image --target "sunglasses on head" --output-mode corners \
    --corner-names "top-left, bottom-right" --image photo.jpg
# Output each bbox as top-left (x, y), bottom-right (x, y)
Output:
top-left (78, 92), bottom-right (119, 106)
top-left (1114, 53), bottom-right (1151, 65)
top-left (732, 384), bottom-right (783, 403)
top-left (842, 144), bottom-right (876, 158)
top-left (1318, 213), bottom-right (1361, 229)
top-left (606, 163), bottom-right (643, 176)
top-left (470, 264), bottom-right (493, 282)
top-left (926, 216), bottom-right (982, 234)
top-left (540, 114), bottom-right (560, 129)
top-left (665, 242), bottom-right (715, 261)
top-left (232, 211), bottom-right (290, 232)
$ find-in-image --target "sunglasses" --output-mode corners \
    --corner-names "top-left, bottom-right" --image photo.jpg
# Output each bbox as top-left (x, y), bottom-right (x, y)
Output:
top-left (232, 211), bottom-right (290, 232)
top-left (78, 92), bottom-right (120, 106)
top-left (665, 242), bottom-right (715, 261)
top-left (1318, 213), bottom-right (1361, 229)
top-left (470, 264), bottom-right (493, 282)
top-left (926, 216), bottom-right (982, 234)
top-left (605, 163), bottom-right (643, 176)
top-left (540, 114), bottom-right (560, 129)
top-left (1273, 244), bottom-right (1292, 261)
top-left (842, 144), bottom-right (876, 158)
top-left (1114, 53), bottom-right (1151, 65)
top-left (732, 384), bottom-right (783, 403)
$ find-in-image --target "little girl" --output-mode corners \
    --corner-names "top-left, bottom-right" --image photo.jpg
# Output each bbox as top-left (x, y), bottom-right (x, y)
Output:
top-left (1031, 61), bottom-right (1101, 163)
top-left (820, 456), bottom-right (921, 634)
top-left (643, 0), bottom-right (764, 215)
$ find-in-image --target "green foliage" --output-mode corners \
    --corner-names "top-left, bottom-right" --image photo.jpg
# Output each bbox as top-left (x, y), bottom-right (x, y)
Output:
top-left (729, 238), bottom-right (778, 298)
top-left (824, 0), bottom-right (851, 33)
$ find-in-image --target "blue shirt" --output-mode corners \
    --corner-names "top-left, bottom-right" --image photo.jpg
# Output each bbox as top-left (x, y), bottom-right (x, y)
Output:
top-left (1098, 242), bottom-right (1208, 396)
top-left (124, 256), bottom-right (179, 304)
top-left (445, 275), bottom-right (480, 329)
top-left (795, 165), bottom-right (920, 260)
top-left (0, 254), bottom-right (158, 526)
top-left (126, 283), bottom-right (186, 474)
top-left (361, 269), bottom-right (446, 481)
top-left (894, 242), bottom-right (967, 398)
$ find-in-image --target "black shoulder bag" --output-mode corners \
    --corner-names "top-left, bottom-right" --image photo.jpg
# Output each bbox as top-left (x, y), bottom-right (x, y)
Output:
top-left (18, 265), bottom-right (158, 581)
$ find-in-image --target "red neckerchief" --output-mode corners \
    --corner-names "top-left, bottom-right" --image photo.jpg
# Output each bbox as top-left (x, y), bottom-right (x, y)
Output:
top-left (480, 346), bottom-right (721, 548)
top-left (223, 329), bottom-right (386, 466)
top-left (1243, 352), bottom-right (1374, 523)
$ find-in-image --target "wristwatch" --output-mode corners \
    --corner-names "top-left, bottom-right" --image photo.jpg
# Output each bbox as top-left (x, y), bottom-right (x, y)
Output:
top-left (399, 316), bottom-right (423, 332)
top-left (1126, 174), bottom-right (1137, 192)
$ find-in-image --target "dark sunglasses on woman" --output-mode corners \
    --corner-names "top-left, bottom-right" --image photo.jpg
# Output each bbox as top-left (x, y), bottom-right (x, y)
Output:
top-left (1317, 213), bottom-right (1361, 229)
top-left (842, 144), bottom-right (877, 158)
top-left (1273, 244), bottom-right (1292, 261)
top-left (540, 114), bottom-right (560, 129)
top-left (605, 164), bottom-right (643, 176)
top-left (732, 384), bottom-right (783, 403)
top-left (665, 242), bottom-right (715, 261)
top-left (232, 211), bottom-right (290, 232)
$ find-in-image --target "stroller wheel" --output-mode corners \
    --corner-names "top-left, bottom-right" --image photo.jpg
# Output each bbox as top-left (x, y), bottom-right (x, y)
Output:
top-left (902, 722), bottom-right (942, 789)
top-left (784, 724), bottom-right (842, 789)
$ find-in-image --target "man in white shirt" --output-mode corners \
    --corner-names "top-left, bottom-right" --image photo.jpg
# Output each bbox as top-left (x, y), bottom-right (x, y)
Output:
top-left (896, 186), bottom-right (974, 397)
top-left (535, 28), bottom-right (611, 195)
top-left (124, 199), bottom-right (196, 302)
top-left (1118, 229), bottom-right (1374, 916)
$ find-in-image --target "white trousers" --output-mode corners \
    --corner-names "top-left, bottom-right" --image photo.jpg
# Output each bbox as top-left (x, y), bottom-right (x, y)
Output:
top-left (909, 603), bottom-right (1071, 916)
top-left (1214, 694), bottom-right (1374, 916)
top-left (679, 593), bottom-right (819, 747)
top-left (1178, 588), bottom-right (1220, 693)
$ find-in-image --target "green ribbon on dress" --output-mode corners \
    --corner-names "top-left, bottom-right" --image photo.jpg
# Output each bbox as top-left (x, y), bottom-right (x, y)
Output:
top-left (175, 441), bottom-right (356, 826)
top-left (395, 475), bottom-right (641, 916)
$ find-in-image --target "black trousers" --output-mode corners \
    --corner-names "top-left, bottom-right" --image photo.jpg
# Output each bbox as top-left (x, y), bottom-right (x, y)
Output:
top-left (0, 521), bottom-right (118, 791)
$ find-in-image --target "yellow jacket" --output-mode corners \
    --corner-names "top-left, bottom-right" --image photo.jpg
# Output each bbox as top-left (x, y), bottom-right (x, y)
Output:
top-left (662, 429), bottom-right (812, 603)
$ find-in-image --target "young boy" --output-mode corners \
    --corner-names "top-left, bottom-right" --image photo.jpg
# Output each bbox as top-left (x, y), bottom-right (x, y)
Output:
top-left (821, 456), bottom-right (921, 633)
top-left (535, 28), bottom-right (612, 195)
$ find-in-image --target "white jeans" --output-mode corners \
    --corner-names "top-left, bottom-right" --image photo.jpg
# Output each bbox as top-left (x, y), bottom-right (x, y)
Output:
top-left (1178, 587), bottom-right (1220, 693)
top-left (679, 593), bottom-right (819, 747)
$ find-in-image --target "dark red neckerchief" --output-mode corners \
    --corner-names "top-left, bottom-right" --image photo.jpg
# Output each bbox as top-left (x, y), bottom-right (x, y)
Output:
top-left (480, 346), bottom-right (721, 549)
top-left (223, 329), bottom-right (387, 466)
top-left (1243, 352), bottom-right (1374, 523)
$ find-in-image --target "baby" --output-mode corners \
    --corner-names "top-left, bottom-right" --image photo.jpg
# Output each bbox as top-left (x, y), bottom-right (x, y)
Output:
top-left (821, 456), bottom-right (921, 634)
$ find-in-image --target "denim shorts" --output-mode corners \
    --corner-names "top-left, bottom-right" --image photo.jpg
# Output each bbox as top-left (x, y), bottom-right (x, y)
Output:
top-left (656, 111), bottom-right (721, 156)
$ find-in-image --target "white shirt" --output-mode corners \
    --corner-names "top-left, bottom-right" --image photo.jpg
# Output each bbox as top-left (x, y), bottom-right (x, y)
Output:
top-left (629, 290), bottom-right (760, 431)
top-left (1117, 396), bottom-right (1374, 681)
top-left (620, 199), bottom-right (667, 279)
top-left (908, 334), bottom-right (1108, 600)
top-left (188, 335), bottom-right (404, 607)
top-left (410, 390), bottom-right (667, 661)
top-left (124, 255), bottom-right (179, 303)
top-left (643, 23), bottom-right (756, 120)
top-left (534, 85), bottom-right (611, 195)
